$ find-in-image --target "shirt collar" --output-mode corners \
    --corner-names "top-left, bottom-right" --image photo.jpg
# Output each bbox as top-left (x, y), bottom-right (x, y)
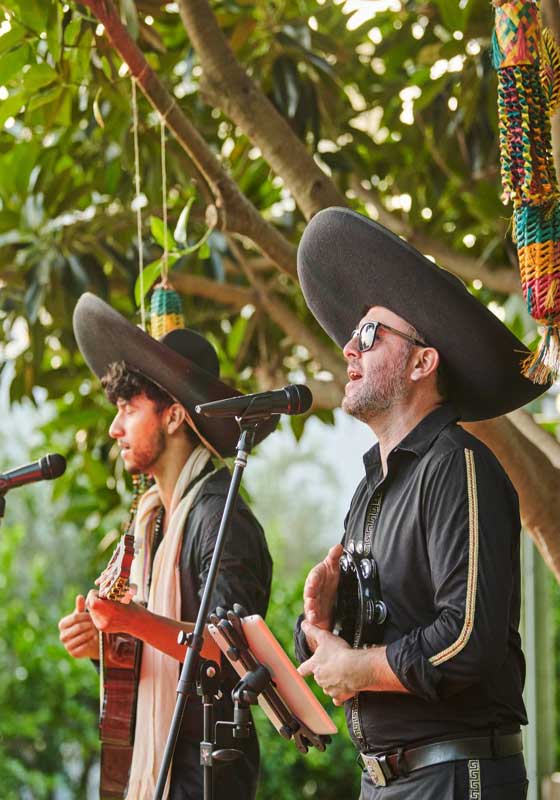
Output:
top-left (393, 403), bottom-right (459, 458)
top-left (363, 403), bottom-right (459, 486)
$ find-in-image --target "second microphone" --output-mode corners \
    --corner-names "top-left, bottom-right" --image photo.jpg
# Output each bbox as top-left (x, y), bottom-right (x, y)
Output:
top-left (196, 384), bottom-right (313, 419)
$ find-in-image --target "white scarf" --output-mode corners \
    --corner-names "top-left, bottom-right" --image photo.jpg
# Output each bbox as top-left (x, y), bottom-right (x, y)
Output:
top-left (126, 445), bottom-right (214, 800)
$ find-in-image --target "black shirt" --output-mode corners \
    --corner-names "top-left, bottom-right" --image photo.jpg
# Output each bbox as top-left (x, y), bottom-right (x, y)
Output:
top-left (173, 466), bottom-right (272, 743)
top-left (296, 404), bottom-right (526, 753)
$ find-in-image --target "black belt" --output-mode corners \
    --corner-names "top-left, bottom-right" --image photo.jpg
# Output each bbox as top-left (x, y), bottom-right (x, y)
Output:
top-left (361, 732), bottom-right (523, 787)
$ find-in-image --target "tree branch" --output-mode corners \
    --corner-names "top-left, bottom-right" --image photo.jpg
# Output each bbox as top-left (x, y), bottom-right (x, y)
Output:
top-left (508, 408), bottom-right (560, 468)
top-left (464, 417), bottom-right (560, 581)
top-left (350, 179), bottom-right (521, 295)
top-left (227, 237), bottom-right (348, 386)
top-left (171, 273), bottom-right (256, 308)
top-left (177, 0), bottom-right (345, 220)
top-left (81, 0), bottom-right (298, 279)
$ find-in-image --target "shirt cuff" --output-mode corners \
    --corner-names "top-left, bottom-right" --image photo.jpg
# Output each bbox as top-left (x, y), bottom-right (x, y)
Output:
top-left (294, 613), bottom-right (313, 663)
top-left (386, 636), bottom-right (442, 703)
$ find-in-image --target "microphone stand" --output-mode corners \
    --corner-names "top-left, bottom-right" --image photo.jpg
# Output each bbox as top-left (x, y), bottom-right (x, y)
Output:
top-left (0, 493), bottom-right (5, 527)
top-left (152, 416), bottom-right (265, 800)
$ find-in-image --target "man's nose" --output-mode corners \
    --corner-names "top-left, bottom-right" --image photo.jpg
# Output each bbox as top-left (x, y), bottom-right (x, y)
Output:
top-left (108, 413), bottom-right (123, 438)
top-left (343, 333), bottom-right (360, 361)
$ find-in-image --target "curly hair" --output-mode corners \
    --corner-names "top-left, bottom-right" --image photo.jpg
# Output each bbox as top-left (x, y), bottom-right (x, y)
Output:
top-left (101, 361), bottom-right (174, 411)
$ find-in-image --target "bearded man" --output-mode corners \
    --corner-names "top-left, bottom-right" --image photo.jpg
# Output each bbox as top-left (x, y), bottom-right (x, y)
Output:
top-left (294, 208), bottom-right (549, 800)
top-left (58, 293), bottom-right (275, 800)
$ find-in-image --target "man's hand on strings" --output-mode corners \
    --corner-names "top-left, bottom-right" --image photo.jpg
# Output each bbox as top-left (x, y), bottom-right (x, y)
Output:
top-left (86, 589), bottom-right (138, 634)
top-left (299, 622), bottom-right (408, 702)
top-left (303, 543), bottom-right (343, 647)
top-left (297, 622), bottom-right (360, 706)
top-left (58, 594), bottom-right (100, 660)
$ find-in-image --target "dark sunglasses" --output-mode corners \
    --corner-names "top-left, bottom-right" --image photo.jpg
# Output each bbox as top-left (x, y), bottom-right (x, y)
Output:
top-left (350, 321), bottom-right (426, 352)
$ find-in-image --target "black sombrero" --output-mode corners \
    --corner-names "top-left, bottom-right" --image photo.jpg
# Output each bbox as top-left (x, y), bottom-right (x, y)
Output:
top-left (73, 293), bottom-right (277, 456)
top-left (297, 207), bottom-right (549, 421)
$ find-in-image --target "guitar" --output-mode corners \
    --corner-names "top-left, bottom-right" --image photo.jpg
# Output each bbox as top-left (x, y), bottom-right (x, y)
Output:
top-left (97, 532), bottom-right (142, 800)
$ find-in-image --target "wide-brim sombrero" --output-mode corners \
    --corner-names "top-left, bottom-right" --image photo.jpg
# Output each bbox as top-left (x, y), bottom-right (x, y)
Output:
top-left (297, 207), bottom-right (549, 422)
top-left (73, 293), bottom-right (277, 456)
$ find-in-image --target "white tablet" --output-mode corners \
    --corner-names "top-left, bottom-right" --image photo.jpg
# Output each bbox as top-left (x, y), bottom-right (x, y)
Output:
top-left (208, 614), bottom-right (337, 737)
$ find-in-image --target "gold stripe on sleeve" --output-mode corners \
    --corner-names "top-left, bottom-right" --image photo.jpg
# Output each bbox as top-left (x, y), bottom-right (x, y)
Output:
top-left (429, 449), bottom-right (479, 667)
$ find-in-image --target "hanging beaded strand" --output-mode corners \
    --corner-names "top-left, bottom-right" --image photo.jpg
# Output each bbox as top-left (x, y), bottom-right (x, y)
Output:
top-left (149, 114), bottom-right (185, 339)
top-left (160, 115), bottom-right (170, 286)
top-left (131, 78), bottom-right (147, 332)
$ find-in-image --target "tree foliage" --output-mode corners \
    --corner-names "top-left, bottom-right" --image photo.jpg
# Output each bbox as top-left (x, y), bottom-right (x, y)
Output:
top-left (0, 0), bottom-right (559, 796)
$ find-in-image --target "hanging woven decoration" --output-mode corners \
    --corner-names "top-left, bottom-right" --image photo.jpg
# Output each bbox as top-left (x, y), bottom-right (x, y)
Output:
top-left (492, 0), bottom-right (560, 383)
top-left (149, 280), bottom-right (185, 339)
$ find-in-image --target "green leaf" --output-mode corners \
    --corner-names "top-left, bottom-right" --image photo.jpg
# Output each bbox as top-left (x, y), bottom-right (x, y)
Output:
top-left (181, 224), bottom-right (214, 255)
top-left (173, 197), bottom-right (195, 244)
top-left (150, 216), bottom-right (175, 251)
top-left (44, 86), bottom-right (72, 127)
top-left (433, 0), bottom-right (471, 33)
top-left (134, 258), bottom-right (163, 305)
top-left (27, 85), bottom-right (63, 112)
top-left (198, 242), bottom-right (211, 260)
top-left (24, 279), bottom-right (46, 324)
top-left (134, 255), bottom-right (181, 305)
top-left (272, 56), bottom-right (301, 118)
top-left (20, 63), bottom-right (58, 92)
top-left (0, 44), bottom-right (31, 85)
top-left (0, 91), bottom-right (27, 128)
top-left (0, 23), bottom-right (27, 57)
top-left (104, 157), bottom-right (121, 195)
top-left (290, 414), bottom-right (306, 441)
top-left (18, 0), bottom-right (49, 34)
top-left (64, 17), bottom-right (83, 47)
top-left (119, 0), bottom-right (140, 40)
top-left (46, 2), bottom-right (63, 64)
top-left (226, 315), bottom-right (248, 358)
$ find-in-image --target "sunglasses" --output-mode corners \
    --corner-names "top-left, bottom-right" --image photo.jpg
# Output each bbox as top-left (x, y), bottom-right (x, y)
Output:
top-left (350, 321), bottom-right (426, 352)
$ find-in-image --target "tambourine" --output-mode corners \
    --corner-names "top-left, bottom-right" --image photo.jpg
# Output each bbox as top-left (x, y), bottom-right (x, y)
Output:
top-left (332, 547), bottom-right (388, 648)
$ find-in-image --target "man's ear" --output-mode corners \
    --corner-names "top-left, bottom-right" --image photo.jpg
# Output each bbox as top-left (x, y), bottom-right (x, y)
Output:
top-left (409, 347), bottom-right (440, 383)
top-left (166, 403), bottom-right (187, 434)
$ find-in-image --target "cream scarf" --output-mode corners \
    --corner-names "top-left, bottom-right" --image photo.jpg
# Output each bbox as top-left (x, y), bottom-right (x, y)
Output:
top-left (126, 445), bottom-right (214, 800)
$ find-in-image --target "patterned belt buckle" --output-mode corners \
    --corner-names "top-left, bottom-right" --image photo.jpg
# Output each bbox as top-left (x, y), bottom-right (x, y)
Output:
top-left (361, 753), bottom-right (389, 787)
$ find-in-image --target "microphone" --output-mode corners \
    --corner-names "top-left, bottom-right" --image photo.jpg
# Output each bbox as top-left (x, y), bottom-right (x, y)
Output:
top-left (196, 384), bottom-right (313, 419)
top-left (0, 453), bottom-right (67, 493)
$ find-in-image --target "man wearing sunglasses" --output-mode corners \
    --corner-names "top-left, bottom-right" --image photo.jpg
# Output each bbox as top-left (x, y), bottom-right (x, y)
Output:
top-left (294, 208), bottom-right (549, 799)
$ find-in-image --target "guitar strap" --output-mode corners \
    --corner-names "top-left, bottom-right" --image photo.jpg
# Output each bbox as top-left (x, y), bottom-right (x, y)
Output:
top-left (361, 489), bottom-right (383, 557)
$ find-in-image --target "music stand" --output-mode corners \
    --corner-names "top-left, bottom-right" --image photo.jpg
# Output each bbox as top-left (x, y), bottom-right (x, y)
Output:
top-left (208, 606), bottom-right (336, 753)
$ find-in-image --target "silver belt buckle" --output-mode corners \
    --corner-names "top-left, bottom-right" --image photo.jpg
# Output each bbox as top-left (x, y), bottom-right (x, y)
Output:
top-left (361, 753), bottom-right (388, 787)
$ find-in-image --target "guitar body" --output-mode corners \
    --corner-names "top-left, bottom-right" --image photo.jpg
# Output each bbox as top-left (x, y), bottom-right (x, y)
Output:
top-left (97, 532), bottom-right (141, 800)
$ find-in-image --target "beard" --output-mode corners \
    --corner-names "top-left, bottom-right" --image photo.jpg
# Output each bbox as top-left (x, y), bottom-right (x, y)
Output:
top-left (342, 345), bottom-right (411, 422)
top-left (123, 427), bottom-right (166, 475)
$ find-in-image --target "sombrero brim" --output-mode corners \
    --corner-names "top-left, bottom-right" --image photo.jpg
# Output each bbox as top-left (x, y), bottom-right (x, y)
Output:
top-left (73, 293), bottom-right (277, 456)
top-left (297, 207), bottom-right (549, 422)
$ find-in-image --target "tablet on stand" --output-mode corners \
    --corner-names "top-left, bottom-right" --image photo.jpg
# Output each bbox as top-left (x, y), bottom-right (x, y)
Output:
top-left (208, 607), bottom-right (336, 754)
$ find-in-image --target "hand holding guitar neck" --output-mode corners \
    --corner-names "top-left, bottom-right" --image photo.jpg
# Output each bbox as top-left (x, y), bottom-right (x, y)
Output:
top-left (96, 531), bottom-right (137, 604)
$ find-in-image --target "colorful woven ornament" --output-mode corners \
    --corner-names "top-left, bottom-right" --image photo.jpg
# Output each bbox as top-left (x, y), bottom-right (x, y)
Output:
top-left (149, 281), bottom-right (185, 339)
top-left (493, 0), bottom-right (560, 383)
